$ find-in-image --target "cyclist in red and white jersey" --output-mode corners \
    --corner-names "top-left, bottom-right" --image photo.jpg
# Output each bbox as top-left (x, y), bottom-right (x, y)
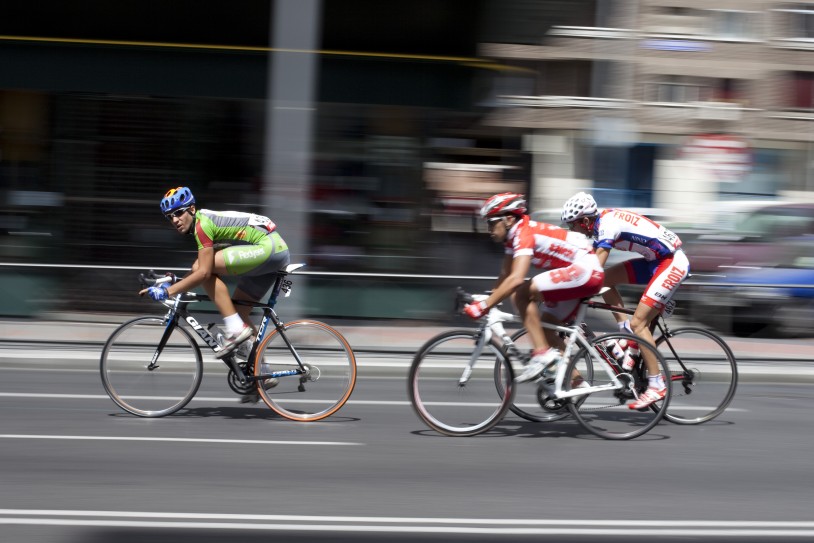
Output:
top-left (462, 192), bottom-right (605, 383)
top-left (561, 192), bottom-right (690, 409)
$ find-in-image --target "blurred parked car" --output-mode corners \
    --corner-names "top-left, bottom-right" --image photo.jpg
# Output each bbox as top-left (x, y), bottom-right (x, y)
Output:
top-left (685, 202), bottom-right (814, 275)
top-left (689, 241), bottom-right (814, 337)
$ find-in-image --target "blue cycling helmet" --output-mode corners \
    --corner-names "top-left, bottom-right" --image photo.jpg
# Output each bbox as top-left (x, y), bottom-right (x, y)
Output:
top-left (160, 186), bottom-right (196, 213)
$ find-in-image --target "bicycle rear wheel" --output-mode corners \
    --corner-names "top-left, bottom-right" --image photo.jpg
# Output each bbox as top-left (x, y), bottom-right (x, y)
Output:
top-left (100, 316), bottom-right (203, 417)
top-left (254, 320), bottom-right (356, 422)
top-left (566, 332), bottom-right (670, 440)
top-left (498, 328), bottom-right (570, 423)
top-left (409, 330), bottom-right (514, 437)
top-left (654, 326), bottom-right (738, 424)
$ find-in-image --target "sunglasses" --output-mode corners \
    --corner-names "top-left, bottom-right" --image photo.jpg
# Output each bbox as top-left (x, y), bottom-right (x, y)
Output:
top-left (486, 217), bottom-right (504, 230)
top-left (165, 207), bottom-right (190, 220)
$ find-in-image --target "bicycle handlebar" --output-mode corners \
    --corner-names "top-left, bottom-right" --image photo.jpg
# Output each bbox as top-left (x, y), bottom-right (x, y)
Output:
top-left (139, 270), bottom-right (176, 288)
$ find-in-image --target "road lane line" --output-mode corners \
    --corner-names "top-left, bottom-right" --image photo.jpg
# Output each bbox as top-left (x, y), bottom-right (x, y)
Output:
top-left (0, 392), bottom-right (410, 405)
top-left (0, 434), bottom-right (361, 446)
top-left (4, 510), bottom-right (814, 526)
top-left (0, 510), bottom-right (813, 536)
top-left (0, 392), bottom-right (746, 411)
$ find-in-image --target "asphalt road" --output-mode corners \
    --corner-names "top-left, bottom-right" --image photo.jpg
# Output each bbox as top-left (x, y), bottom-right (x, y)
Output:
top-left (1, 346), bottom-right (813, 542)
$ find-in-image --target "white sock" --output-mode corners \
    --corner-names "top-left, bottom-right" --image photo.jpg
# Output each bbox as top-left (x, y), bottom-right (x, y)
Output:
top-left (648, 373), bottom-right (665, 390)
top-left (223, 314), bottom-right (245, 336)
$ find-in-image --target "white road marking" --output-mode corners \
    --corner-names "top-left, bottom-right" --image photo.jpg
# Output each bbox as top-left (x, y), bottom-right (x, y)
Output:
top-left (0, 510), bottom-right (812, 536)
top-left (0, 392), bottom-right (746, 410)
top-left (0, 434), bottom-right (361, 446)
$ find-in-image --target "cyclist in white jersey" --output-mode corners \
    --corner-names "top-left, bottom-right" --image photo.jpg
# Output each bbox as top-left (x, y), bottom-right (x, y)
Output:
top-left (561, 192), bottom-right (690, 409)
top-left (462, 193), bottom-right (605, 383)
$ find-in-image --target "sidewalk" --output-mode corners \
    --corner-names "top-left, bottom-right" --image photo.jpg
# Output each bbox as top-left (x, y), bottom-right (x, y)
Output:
top-left (0, 317), bottom-right (441, 353)
top-left (1, 314), bottom-right (813, 362)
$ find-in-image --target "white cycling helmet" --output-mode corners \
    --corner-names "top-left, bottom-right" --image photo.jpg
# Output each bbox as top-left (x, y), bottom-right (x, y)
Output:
top-left (561, 192), bottom-right (598, 223)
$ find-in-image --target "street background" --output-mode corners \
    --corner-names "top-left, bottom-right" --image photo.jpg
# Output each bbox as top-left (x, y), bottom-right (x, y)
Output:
top-left (3, 1), bottom-right (814, 541)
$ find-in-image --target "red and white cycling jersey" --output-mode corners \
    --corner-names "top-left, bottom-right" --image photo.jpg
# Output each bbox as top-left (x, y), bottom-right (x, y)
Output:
top-left (505, 216), bottom-right (595, 269)
top-left (594, 209), bottom-right (682, 261)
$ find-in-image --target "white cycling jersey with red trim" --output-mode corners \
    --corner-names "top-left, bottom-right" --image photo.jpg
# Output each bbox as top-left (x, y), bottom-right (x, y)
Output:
top-left (593, 209), bottom-right (682, 261)
top-left (505, 216), bottom-right (595, 269)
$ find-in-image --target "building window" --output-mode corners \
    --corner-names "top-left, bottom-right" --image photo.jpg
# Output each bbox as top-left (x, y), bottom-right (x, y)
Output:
top-left (791, 72), bottom-right (814, 109)
top-left (777, 5), bottom-right (814, 39)
top-left (647, 6), bottom-right (706, 36)
top-left (708, 10), bottom-right (757, 40)
top-left (652, 76), bottom-right (712, 103)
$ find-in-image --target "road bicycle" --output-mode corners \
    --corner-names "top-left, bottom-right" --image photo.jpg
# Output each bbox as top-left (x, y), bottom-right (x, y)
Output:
top-left (408, 289), bottom-right (672, 440)
top-left (508, 299), bottom-right (738, 425)
top-left (100, 264), bottom-right (357, 421)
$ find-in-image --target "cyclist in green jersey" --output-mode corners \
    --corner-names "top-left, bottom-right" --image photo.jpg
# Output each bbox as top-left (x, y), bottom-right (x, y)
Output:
top-left (140, 186), bottom-right (291, 359)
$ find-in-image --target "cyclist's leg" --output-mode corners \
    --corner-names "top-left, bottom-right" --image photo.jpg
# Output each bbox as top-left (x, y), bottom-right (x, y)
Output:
top-left (513, 281), bottom-right (552, 355)
top-left (189, 256), bottom-right (242, 323)
top-left (235, 252), bottom-right (290, 318)
top-left (601, 260), bottom-right (641, 325)
top-left (221, 245), bottom-right (290, 400)
top-left (629, 302), bottom-right (662, 374)
top-left (633, 250), bottom-right (690, 348)
top-left (517, 257), bottom-right (604, 381)
top-left (628, 251), bottom-right (690, 406)
top-left (219, 234), bottom-right (291, 324)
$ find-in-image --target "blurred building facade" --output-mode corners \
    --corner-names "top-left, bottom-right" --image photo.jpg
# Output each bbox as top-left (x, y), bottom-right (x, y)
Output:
top-left (482, 0), bottom-right (814, 224)
top-left (0, 0), bottom-right (530, 319)
top-left (2, 0), bottom-right (814, 320)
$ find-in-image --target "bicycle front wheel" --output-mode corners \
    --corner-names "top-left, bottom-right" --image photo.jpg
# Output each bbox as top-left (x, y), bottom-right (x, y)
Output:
top-left (655, 327), bottom-right (738, 424)
top-left (409, 330), bottom-right (514, 437)
top-left (254, 320), bottom-right (356, 422)
top-left (100, 316), bottom-right (203, 417)
top-left (566, 332), bottom-right (670, 440)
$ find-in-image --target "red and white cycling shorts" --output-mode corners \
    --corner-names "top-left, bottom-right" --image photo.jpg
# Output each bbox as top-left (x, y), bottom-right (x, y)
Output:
top-left (532, 253), bottom-right (605, 322)
top-left (623, 249), bottom-right (690, 311)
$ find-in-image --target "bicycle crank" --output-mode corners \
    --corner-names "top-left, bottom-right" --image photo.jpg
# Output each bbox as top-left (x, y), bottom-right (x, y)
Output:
top-left (536, 380), bottom-right (567, 412)
top-left (227, 364), bottom-right (255, 395)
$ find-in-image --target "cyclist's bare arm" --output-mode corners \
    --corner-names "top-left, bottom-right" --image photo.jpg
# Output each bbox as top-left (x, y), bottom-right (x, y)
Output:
top-left (138, 247), bottom-right (216, 298)
top-left (166, 247), bottom-right (216, 297)
top-left (595, 247), bottom-right (611, 268)
top-left (484, 254), bottom-right (531, 310)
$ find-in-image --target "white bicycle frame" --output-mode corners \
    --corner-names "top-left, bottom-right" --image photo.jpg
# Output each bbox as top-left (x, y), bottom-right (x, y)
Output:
top-left (462, 295), bottom-right (626, 400)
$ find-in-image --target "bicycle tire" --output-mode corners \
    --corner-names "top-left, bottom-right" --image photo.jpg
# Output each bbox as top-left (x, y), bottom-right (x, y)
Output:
top-left (497, 328), bottom-right (571, 423)
top-left (100, 316), bottom-right (203, 417)
top-left (653, 326), bottom-right (738, 425)
top-left (254, 320), bottom-right (356, 422)
top-left (565, 332), bottom-right (671, 440)
top-left (409, 330), bottom-right (515, 437)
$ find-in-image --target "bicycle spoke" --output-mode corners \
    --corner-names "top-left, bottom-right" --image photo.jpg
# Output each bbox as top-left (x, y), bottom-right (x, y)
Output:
top-left (409, 330), bottom-right (514, 437)
top-left (566, 332), bottom-right (670, 440)
top-left (655, 327), bottom-right (738, 424)
top-left (100, 317), bottom-right (202, 417)
top-left (255, 320), bottom-right (356, 422)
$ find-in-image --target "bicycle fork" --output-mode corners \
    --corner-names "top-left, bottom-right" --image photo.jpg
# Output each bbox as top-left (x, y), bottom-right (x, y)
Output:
top-left (459, 326), bottom-right (491, 386)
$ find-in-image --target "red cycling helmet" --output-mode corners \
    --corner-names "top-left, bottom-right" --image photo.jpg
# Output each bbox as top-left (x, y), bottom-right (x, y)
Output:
top-left (480, 192), bottom-right (527, 219)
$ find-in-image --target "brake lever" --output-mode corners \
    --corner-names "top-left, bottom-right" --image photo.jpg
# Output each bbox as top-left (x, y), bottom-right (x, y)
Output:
top-left (455, 287), bottom-right (475, 313)
top-left (139, 269), bottom-right (168, 288)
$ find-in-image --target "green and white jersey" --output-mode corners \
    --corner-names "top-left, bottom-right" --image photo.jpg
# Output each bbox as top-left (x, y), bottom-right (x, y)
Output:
top-left (193, 209), bottom-right (277, 250)
top-left (193, 209), bottom-right (289, 276)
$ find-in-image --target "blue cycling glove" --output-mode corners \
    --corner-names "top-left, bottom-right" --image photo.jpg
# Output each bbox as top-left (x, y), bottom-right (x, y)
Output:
top-left (147, 284), bottom-right (169, 301)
